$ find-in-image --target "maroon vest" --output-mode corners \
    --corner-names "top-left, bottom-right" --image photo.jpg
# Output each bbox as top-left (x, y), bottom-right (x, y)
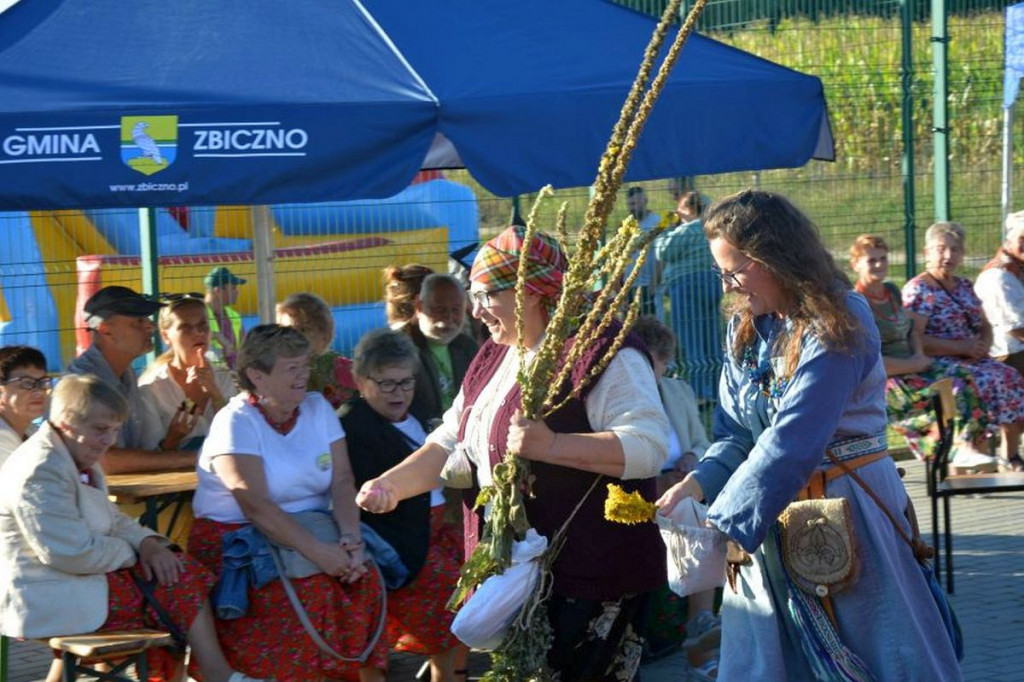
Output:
top-left (458, 326), bottom-right (666, 600)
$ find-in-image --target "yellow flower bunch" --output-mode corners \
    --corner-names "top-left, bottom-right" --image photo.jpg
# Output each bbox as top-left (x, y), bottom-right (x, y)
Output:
top-left (604, 483), bottom-right (658, 525)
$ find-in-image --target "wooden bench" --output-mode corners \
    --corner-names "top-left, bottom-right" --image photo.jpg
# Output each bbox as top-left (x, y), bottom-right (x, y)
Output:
top-left (46, 629), bottom-right (173, 682)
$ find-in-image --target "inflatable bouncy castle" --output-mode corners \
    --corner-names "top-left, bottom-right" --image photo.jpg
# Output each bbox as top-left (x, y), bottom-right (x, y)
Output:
top-left (0, 178), bottom-right (478, 370)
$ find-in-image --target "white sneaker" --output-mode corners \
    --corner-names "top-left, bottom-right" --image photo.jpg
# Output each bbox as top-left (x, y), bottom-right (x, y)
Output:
top-left (950, 445), bottom-right (997, 468)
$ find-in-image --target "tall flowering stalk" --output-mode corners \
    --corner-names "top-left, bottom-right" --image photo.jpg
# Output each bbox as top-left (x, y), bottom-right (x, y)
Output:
top-left (450, 1), bottom-right (709, 679)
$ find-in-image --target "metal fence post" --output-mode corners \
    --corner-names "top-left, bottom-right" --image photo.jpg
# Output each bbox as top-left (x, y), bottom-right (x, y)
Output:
top-left (1002, 106), bottom-right (1014, 230)
top-left (901, 0), bottom-right (918, 279)
top-left (139, 206), bottom-right (161, 358)
top-left (932, 0), bottom-right (951, 222)
top-left (252, 205), bottom-right (277, 324)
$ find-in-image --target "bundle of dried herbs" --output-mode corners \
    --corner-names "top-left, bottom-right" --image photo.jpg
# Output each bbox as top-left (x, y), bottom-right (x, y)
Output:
top-left (449, 1), bottom-right (709, 678)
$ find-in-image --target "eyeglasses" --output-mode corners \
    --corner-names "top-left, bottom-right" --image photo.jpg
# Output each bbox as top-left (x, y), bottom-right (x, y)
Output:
top-left (3, 375), bottom-right (53, 392)
top-left (368, 376), bottom-right (416, 393)
top-left (711, 259), bottom-right (756, 288)
top-left (469, 288), bottom-right (510, 309)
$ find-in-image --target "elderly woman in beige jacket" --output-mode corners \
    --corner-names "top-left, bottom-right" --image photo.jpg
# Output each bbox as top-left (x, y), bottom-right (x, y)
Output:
top-left (0, 374), bottom-right (263, 682)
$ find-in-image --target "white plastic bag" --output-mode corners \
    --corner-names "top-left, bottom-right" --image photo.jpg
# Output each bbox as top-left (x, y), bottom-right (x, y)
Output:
top-left (450, 528), bottom-right (548, 650)
top-left (657, 497), bottom-right (727, 597)
top-left (439, 446), bottom-right (474, 489)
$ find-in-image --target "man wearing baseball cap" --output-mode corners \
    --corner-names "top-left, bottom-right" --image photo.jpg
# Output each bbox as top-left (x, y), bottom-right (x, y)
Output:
top-left (68, 286), bottom-right (195, 473)
top-left (203, 266), bottom-right (246, 369)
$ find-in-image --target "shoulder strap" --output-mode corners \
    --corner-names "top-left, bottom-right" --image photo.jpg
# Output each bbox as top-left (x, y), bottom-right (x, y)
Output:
top-left (824, 451), bottom-right (934, 563)
top-left (130, 570), bottom-right (187, 653)
top-left (267, 546), bottom-right (387, 663)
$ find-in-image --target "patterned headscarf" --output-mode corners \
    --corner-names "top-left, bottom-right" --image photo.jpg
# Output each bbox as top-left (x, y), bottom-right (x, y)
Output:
top-left (470, 226), bottom-right (567, 303)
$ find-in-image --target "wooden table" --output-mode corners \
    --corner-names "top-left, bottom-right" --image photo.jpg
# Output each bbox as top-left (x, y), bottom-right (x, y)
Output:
top-left (107, 470), bottom-right (198, 536)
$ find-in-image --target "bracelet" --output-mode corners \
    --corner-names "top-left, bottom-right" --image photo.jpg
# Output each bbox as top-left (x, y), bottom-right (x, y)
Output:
top-left (339, 535), bottom-right (363, 550)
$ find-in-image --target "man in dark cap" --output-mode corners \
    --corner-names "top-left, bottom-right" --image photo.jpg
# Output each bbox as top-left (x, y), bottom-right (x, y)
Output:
top-left (68, 285), bottom-right (195, 473)
top-left (203, 266), bottom-right (246, 369)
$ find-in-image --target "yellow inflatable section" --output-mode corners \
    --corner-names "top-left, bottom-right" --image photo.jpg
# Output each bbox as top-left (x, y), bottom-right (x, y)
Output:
top-left (29, 210), bottom-right (116, 363)
top-left (86, 229), bottom-right (447, 313)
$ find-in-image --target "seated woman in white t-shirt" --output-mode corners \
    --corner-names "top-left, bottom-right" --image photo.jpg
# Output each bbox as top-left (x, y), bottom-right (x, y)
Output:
top-left (188, 325), bottom-right (388, 682)
top-left (341, 328), bottom-right (465, 682)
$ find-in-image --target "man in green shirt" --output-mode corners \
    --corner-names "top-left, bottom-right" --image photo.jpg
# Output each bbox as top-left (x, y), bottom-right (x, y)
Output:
top-left (403, 273), bottom-right (478, 427)
top-left (203, 266), bottom-right (246, 369)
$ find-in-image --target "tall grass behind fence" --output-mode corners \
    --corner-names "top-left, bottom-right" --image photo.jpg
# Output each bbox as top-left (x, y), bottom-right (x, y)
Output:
top-left (617, 0), bottom-right (1018, 275)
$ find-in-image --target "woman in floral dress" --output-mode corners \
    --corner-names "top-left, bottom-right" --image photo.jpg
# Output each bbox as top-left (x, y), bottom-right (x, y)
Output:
top-left (849, 235), bottom-right (991, 463)
top-left (902, 222), bottom-right (1024, 470)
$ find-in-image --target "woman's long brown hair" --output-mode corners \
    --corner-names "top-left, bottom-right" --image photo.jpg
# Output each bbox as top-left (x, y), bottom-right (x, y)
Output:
top-left (703, 189), bottom-right (860, 379)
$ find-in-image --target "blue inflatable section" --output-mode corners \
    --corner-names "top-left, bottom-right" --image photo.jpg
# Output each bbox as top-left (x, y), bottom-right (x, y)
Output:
top-left (83, 207), bottom-right (252, 256)
top-left (273, 179), bottom-right (479, 257)
top-left (83, 180), bottom-right (478, 261)
top-left (0, 212), bottom-right (63, 370)
top-left (0, 179), bottom-right (477, 369)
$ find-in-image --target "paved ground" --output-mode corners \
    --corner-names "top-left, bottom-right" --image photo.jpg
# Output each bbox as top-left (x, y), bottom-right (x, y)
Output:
top-left (3, 460), bottom-right (1021, 681)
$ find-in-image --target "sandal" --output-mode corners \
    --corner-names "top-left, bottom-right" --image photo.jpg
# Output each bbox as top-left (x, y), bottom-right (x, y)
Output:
top-left (682, 610), bottom-right (721, 653)
top-left (689, 657), bottom-right (719, 682)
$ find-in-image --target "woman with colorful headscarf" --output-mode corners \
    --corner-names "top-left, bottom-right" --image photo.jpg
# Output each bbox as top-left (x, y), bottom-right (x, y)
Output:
top-left (357, 225), bottom-right (669, 681)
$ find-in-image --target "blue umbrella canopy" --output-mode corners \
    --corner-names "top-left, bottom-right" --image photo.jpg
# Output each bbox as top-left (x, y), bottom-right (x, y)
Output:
top-left (0, 0), bottom-right (832, 209)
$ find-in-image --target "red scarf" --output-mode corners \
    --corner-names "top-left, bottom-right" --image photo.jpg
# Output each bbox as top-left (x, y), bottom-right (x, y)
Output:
top-left (247, 394), bottom-right (300, 435)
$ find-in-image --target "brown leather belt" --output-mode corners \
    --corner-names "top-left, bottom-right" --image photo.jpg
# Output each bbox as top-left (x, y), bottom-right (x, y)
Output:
top-left (798, 450), bottom-right (891, 501)
top-left (726, 450), bottom-right (893, 598)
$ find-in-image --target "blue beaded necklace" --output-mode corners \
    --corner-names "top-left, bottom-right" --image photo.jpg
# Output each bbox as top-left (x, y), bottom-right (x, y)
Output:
top-left (741, 344), bottom-right (789, 399)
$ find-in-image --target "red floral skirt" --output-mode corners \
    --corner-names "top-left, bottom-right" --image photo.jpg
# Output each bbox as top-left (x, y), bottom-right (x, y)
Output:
top-left (101, 554), bottom-right (214, 682)
top-left (386, 506), bottom-right (461, 654)
top-left (189, 517), bottom-right (388, 681)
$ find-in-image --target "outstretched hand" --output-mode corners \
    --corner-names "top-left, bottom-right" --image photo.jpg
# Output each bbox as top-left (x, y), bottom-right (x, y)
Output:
top-left (655, 474), bottom-right (705, 516)
top-left (356, 478), bottom-right (399, 514)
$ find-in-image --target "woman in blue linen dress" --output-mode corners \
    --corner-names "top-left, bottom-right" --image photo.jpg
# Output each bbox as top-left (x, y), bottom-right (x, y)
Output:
top-left (657, 190), bottom-right (962, 681)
